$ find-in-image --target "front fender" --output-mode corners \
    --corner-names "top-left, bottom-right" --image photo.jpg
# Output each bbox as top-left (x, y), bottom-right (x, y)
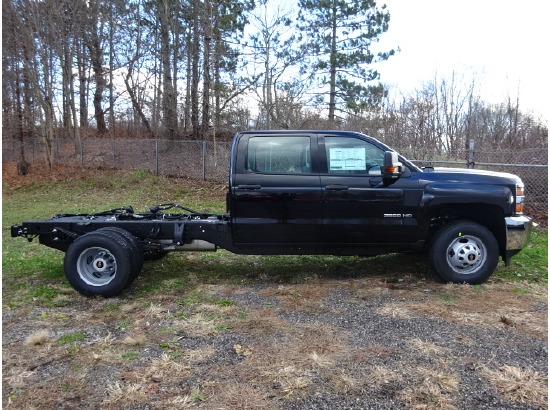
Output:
top-left (422, 183), bottom-right (513, 213)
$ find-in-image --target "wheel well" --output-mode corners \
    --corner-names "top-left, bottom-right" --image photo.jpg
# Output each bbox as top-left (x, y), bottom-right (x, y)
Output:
top-left (427, 204), bottom-right (506, 258)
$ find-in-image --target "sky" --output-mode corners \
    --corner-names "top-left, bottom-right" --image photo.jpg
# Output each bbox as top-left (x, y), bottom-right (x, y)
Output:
top-left (372, 0), bottom-right (548, 122)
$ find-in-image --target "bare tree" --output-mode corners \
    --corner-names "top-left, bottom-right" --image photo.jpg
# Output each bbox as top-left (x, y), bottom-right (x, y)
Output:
top-left (248, 0), bottom-right (297, 129)
top-left (83, 0), bottom-right (108, 135)
top-left (115, 0), bottom-right (156, 137)
top-left (157, 0), bottom-right (178, 139)
top-left (200, 0), bottom-right (212, 140)
top-left (19, 0), bottom-right (60, 169)
top-left (190, 0), bottom-right (200, 138)
top-left (3, 0), bottom-right (31, 173)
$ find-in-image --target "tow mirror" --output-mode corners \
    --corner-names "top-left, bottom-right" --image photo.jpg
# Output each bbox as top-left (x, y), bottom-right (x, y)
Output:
top-left (383, 151), bottom-right (402, 179)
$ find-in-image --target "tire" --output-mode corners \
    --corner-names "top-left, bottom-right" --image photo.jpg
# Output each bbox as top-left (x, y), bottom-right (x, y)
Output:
top-left (96, 227), bottom-right (144, 285)
top-left (64, 231), bottom-right (135, 297)
top-left (428, 221), bottom-right (499, 284)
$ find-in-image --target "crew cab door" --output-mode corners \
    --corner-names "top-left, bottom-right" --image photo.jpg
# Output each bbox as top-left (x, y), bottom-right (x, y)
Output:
top-left (231, 133), bottom-right (322, 245)
top-left (320, 135), bottom-right (423, 244)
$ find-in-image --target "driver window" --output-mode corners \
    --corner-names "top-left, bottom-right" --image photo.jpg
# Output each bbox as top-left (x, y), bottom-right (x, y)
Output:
top-left (324, 137), bottom-right (384, 175)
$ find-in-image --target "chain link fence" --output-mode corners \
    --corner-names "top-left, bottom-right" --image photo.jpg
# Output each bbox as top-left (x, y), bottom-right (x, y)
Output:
top-left (3, 137), bottom-right (233, 182)
top-left (395, 145), bottom-right (548, 218)
top-left (3, 137), bottom-right (547, 217)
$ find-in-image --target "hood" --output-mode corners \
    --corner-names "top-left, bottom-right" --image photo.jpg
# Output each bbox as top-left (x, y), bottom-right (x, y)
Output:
top-left (422, 167), bottom-right (523, 185)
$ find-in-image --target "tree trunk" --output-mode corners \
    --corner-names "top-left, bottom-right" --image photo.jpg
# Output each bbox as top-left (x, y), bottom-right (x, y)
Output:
top-left (159, 0), bottom-right (177, 139)
top-left (86, 1), bottom-right (107, 135)
top-left (200, 0), bottom-right (212, 140)
top-left (89, 42), bottom-right (107, 135)
top-left (184, 28), bottom-right (192, 134)
top-left (191, 0), bottom-right (200, 138)
top-left (15, 54), bottom-right (29, 173)
top-left (328, 2), bottom-right (337, 122)
top-left (109, 1), bottom-right (115, 139)
top-left (77, 39), bottom-right (89, 129)
top-left (41, 51), bottom-right (55, 170)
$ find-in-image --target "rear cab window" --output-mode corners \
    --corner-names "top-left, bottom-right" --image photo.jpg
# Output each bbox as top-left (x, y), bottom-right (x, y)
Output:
top-left (246, 136), bottom-right (312, 174)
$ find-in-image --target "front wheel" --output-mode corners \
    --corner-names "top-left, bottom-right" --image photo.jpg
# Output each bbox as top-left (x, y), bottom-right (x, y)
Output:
top-left (64, 231), bottom-right (135, 297)
top-left (429, 221), bottom-right (499, 284)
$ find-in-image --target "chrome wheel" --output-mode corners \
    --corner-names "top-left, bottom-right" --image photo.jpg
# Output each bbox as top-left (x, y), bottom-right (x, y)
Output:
top-left (446, 235), bottom-right (487, 275)
top-left (76, 247), bottom-right (117, 286)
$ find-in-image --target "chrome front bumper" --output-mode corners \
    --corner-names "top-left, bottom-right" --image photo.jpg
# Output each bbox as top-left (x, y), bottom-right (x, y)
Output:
top-left (506, 215), bottom-right (533, 252)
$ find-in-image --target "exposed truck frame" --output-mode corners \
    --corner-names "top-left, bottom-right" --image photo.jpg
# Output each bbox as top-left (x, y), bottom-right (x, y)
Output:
top-left (11, 130), bottom-right (532, 297)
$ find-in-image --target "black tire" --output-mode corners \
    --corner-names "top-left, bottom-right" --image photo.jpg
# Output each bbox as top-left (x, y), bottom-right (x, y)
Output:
top-left (428, 221), bottom-right (499, 284)
top-left (96, 227), bottom-right (144, 285)
top-left (64, 231), bottom-right (134, 297)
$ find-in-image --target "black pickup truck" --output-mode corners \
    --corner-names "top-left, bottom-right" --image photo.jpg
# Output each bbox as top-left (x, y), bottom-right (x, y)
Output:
top-left (11, 130), bottom-right (532, 297)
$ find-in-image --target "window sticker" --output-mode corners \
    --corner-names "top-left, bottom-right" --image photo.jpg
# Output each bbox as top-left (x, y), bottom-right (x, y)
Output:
top-left (329, 147), bottom-right (366, 171)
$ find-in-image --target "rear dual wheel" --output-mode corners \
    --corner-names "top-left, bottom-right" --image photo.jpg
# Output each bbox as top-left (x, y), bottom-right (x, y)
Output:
top-left (96, 227), bottom-right (144, 286)
top-left (64, 229), bottom-right (143, 297)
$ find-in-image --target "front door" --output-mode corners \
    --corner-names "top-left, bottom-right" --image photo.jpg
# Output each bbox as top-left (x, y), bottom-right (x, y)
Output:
top-left (320, 135), bottom-right (422, 245)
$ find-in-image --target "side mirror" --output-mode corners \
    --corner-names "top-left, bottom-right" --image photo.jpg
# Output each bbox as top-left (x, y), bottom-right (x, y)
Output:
top-left (383, 151), bottom-right (403, 179)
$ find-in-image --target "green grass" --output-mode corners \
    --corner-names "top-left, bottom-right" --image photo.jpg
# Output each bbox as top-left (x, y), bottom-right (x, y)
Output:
top-left (57, 331), bottom-right (86, 345)
top-left (495, 226), bottom-right (548, 283)
top-left (115, 322), bottom-right (132, 331)
top-left (2, 168), bottom-right (547, 308)
top-left (121, 352), bottom-right (140, 360)
top-left (2, 170), bottom-right (226, 305)
top-left (439, 294), bottom-right (458, 305)
top-left (176, 290), bottom-right (236, 307)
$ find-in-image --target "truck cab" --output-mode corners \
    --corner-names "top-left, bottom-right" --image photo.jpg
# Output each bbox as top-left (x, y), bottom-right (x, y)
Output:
top-left (230, 130), bottom-right (424, 251)
top-left (229, 130), bottom-right (531, 283)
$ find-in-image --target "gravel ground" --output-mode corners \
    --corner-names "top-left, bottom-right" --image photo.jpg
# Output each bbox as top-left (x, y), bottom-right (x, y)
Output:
top-left (2, 268), bottom-right (548, 409)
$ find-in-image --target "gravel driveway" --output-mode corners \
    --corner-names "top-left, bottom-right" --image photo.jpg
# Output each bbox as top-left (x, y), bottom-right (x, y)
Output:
top-left (2, 260), bottom-right (547, 409)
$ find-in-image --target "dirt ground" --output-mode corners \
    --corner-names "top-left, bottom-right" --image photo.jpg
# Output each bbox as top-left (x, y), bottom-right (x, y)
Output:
top-left (2, 269), bottom-right (547, 409)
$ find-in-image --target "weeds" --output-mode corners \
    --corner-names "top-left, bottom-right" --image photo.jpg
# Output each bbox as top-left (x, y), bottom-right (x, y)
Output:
top-left (400, 367), bottom-right (459, 409)
top-left (481, 365), bottom-right (548, 407)
top-left (177, 290), bottom-right (235, 307)
top-left (121, 352), bottom-right (140, 360)
top-left (497, 227), bottom-right (548, 283)
top-left (57, 331), bottom-right (86, 345)
top-left (24, 330), bottom-right (50, 346)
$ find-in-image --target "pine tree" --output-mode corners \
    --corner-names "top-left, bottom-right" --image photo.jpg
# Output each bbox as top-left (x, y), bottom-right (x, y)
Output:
top-left (298, 0), bottom-right (394, 121)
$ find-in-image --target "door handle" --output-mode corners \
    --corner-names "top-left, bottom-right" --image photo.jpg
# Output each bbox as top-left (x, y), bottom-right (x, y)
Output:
top-left (237, 184), bottom-right (262, 190)
top-left (325, 185), bottom-right (349, 191)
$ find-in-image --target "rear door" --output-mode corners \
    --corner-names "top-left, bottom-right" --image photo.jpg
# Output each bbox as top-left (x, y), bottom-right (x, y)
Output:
top-left (231, 133), bottom-right (322, 245)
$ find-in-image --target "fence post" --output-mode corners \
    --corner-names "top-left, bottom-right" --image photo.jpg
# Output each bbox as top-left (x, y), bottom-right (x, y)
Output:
top-left (202, 141), bottom-right (207, 181)
top-left (467, 139), bottom-right (475, 169)
top-left (80, 139), bottom-right (84, 168)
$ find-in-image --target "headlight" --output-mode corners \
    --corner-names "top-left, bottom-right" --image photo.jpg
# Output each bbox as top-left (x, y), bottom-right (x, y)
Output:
top-left (515, 184), bottom-right (525, 214)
